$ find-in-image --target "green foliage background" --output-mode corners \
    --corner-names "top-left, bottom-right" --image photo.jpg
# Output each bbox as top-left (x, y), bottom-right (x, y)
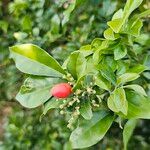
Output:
top-left (0, 0), bottom-right (150, 149)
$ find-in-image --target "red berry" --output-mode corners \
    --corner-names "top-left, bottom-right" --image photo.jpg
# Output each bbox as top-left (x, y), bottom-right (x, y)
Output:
top-left (51, 83), bottom-right (72, 98)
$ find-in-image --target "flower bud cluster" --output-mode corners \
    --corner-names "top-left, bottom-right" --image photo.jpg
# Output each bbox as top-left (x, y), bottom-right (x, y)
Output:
top-left (62, 73), bottom-right (75, 85)
top-left (54, 75), bottom-right (103, 129)
top-left (67, 106), bottom-right (80, 129)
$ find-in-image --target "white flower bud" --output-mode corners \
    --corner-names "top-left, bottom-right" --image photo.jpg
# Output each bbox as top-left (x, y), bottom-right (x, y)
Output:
top-left (92, 90), bottom-right (96, 94)
top-left (76, 89), bottom-right (82, 95)
top-left (60, 110), bottom-right (64, 114)
top-left (69, 102), bottom-right (73, 106)
top-left (67, 124), bottom-right (72, 129)
top-left (63, 100), bottom-right (67, 103)
top-left (59, 105), bottom-right (64, 109)
top-left (77, 99), bottom-right (80, 103)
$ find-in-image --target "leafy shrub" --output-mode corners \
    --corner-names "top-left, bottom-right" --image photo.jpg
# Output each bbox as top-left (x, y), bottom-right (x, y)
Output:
top-left (10, 0), bottom-right (150, 149)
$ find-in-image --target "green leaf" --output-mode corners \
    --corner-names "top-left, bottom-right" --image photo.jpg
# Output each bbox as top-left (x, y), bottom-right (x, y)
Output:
top-left (104, 28), bottom-right (116, 40)
top-left (112, 9), bottom-right (123, 20)
top-left (95, 74), bottom-right (111, 91)
top-left (123, 0), bottom-right (143, 19)
top-left (16, 76), bottom-right (61, 108)
top-left (127, 19), bottom-right (143, 37)
top-left (108, 88), bottom-right (128, 115)
top-left (126, 91), bottom-right (150, 119)
top-left (143, 72), bottom-right (150, 80)
top-left (80, 44), bottom-right (91, 51)
top-left (108, 0), bottom-right (143, 33)
top-left (73, 76), bottom-right (85, 91)
top-left (117, 61), bottom-right (129, 76)
top-left (62, 0), bottom-right (77, 26)
top-left (135, 9), bottom-right (150, 19)
top-left (128, 64), bottom-right (147, 74)
top-left (143, 54), bottom-right (150, 70)
top-left (0, 21), bottom-right (8, 33)
top-left (85, 57), bottom-right (98, 75)
top-left (91, 38), bottom-right (103, 50)
top-left (135, 33), bottom-right (149, 45)
top-left (92, 40), bottom-right (109, 64)
top-left (9, 44), bottom-right (65, 77)
top-left (124, 84), bottom-right (147, 96)
top-left (114, 45), bottom-right (127, 60)
top-left (70, 111), bottom-right (114, 149)
top-left (79, 45), bottom-right (93, 57)
top-left (102, 56), bottom-right (117, 72)
top-left (117, 73), bottom-right (140, 85)
top-left (99, 64), bottom-right (116, 86)
top-left (43, 98), bottom-right (65, 115)
top-left (83, 75), bottom-right (94, 86)
top-left (100, 0), bottom-right (117, 17)
top-left (107, 18), bottom-right (123, 33)
top-left (123, 119), bottom-right (137, 150)
top-left (67, 51), bottom-right (86, 79)
top-left (63, 141), bottom-right (72, 150)
top-left (80, 100), bottom-right (93, 120)
top-left (93, 50), bottom-right (104, 65)
top-left (21, 15), bottom-right (32, 31)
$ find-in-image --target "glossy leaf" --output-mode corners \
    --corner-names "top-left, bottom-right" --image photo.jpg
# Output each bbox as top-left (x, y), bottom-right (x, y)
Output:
top-left (108, 88), bottom-right (128, 115)
top-left (92, 40), bottom-right (110, 65)
top-left (91, 38), bottom-right (103, 50)
top-left (95, 74), bottom-right (111, 91)
top-left (123, 0), bottom-right (143, 19)
top-left (16, 76), bottom-right (61, 108)
top-left (67, 51), bottom-right (86, 79)
top-left (117, 61), bottom-right (129, 75)
top-left (127, 19), bottom-right (143, 37)
top-left (79, 45), bottom-right (93, 57)
top-left (123, 119), bottom-right (137, 150)
top-left (43, 98), bottom-right (64, 115)
top-left (112, 9), bottom-right (123, 20)
top-left (114, 45), bottom-right (127, 60)
top-left (108, 0), bottom-right (143, 33)
top-left (124, 84), bottom-right (147, 96)
top-left (70, 111), bottom-right (114, 149)
top-left (99, 64), bottom-right (116, 86)
top-left (107, 18), bottom-right (123, 33)
top-left (104, 28), bottom-right (116, 40)
top-left (73, 76), bottom-right (85, 91)
top-left (143, 54), bottom-right (150, 70)
top-left (9, 44), bottom-right (65, 77)
top-left (102, 56), bottom-right (117, 72)
top-left (85, 57), bottom-right (98, 75)
top-left (126, 91), bottom-right (150, 119)
top-left (93, 50), bottom-right (104, 65)
top-left (128, 64), bottom-right (147, 74)
top-left (117, 73), bottom-right (140, 85)
top-left (80, 100), bottom-right (93, 120)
